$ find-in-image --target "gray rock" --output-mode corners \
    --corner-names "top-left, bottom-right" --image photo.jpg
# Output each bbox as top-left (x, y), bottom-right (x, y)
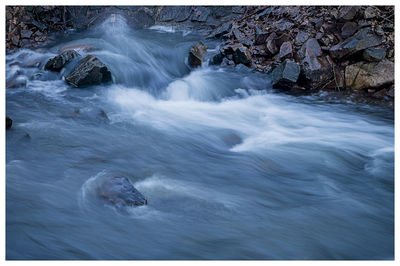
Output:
top-left (341, 22), bottom-right (358, 38)
top-left (232, 6), bottom-right (246, 14)
top-left (364, 7), bottom-right (377, 19)
top-left (20, 29), bottom-right (33, 39)
top-left (209, 22), bottom-right (232, 38)
top-left (274, 19), bottom-right (294, 32)
top-left (45, 50), bottom-right (80, 72)
top-left (301, 55), bottom-right (334, 89)
top-left (266, 33), bottom-right (279, 55)
top-left (279, 41), bottom-right (292, 58)
top-left (158, 6), bottom-right (192, 22)
top-left (299, 38), bottom-right (322, 58)
top-left (191, 7), bottom-right (211, 22)
top-left (254, 24), bottom-right (268, 45)
top-left (363, 48), bottom-right (386, 62)
top-left (330, 27), bottom-right (383, 59)
top-left (338, 6), bottom-right (359, 21)
top-left (345, 60), bottom-right (394, 90)
top-left (270, 59), bottom-right (300, 88)
top-left (295, 31), bottom-right (311, 45)
top-left (188, 42), bottom-right (207, 68)
top-left (65, 55), bottom-right (112, 87)
top-left (98, 177), bottom-right (147, 207)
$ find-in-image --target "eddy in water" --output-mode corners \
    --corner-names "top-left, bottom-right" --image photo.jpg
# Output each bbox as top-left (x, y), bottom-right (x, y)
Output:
top-left (6, 14), bottom-right (394, 260)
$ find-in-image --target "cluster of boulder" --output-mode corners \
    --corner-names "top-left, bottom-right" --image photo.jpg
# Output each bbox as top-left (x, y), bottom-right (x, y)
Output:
top-left (207, 6), bottom-right (394, 102)
top-left (44, 50), bottom-right (112, 87)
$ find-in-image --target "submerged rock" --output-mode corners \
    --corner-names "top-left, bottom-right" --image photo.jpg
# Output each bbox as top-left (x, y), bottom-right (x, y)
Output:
top-left (98, 177), bottom-right (147, 207)
top-left (65, 55), bottom-right (112, 87)
top-left (188, 42), bottom-right (207, 68)
top-left (45, 50), bottom-right (80, 72)
top-left (6, 117), bottom-right (12, 129)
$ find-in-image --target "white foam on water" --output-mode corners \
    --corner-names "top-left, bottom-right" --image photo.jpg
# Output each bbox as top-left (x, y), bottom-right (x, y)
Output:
top-left (134, 174), bottom-right (241, 209)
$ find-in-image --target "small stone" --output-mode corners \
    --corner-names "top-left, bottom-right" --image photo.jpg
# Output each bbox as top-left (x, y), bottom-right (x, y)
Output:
top-left (279, 41), bottom-right (292, 58)
top-left (295, 31), bottom-right (311, 45)
top-left (20, 29), bottom-right (33, 39)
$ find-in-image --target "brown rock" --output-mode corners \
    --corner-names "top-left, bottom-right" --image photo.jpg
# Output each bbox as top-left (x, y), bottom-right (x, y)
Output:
top-left (188, 42), bottom-right (207, 68)
top-left (345, 60), bottom-right (394, 90)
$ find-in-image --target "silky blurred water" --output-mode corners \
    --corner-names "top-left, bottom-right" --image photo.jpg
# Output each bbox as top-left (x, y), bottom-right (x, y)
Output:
top-left (6, 16), bottom-right (394, 259)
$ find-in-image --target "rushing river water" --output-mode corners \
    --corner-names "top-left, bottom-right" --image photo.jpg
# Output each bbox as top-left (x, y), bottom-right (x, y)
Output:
top-left (6, 16), bottom-right (394, 260)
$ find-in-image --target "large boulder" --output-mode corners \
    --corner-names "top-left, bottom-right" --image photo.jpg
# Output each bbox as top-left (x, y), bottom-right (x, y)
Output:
top-left (345, 60), bottom-right (394, 90)
top-left (329, 27), bottom-right (383, 59)
top-left (301, 55), bottom-right (334, 89)
top-left (45, 50), bottom-right (80, 72)
top-left (188, 42), bottom-right (207, 68)
top-left (270, 59), bottom-right (300, 89)
top-left (65, 55), bottom-right (112, 87)
top-left (6, 117), bottom-right (12, 129)
top-left (98, 177), bottom-right (147, 207)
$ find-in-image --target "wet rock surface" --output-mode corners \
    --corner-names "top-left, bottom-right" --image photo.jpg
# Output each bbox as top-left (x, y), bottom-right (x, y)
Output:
top-left (98, 177), bottom-right (147, 207)
top-left (66, 55), bottom-right (112, 87)
top-left (45, 50), bottom-right (80, 72)
top-left (188, 42), bottom-right (207, 68)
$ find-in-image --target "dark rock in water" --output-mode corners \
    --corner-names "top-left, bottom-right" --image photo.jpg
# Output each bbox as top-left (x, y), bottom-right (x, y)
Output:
top-left (345, 60), bottom-right (394, 90)
top-left (65, 55), bottom-right (112, 87)
top-left (6, 117), bottom-right (12, 129)
top-left (279, 41), bottom-right (292, 59)
top-left (209, 22), bottom-right (232, 39)
top-left (341, 22), bottom-right (358, 38)
top-left (191, 7), bottom-right (211, 22)
top-left (270, 59), bottom-right (300, 89)
top-left (210, 53), bottom-right (224, 65)
top-left (330, 27), bottom-right (383, 59)
top-left (45, 50), bottom-right (80, 72)
top-left (188, 42), bottom-right (207, 68)
top-left (363, 47), bottom-right (386, 62)
top-left (254, 24), bottom-right (268, 45)
top-left (98, 177), bottom-right (147, 207)
top-left (338, 6), bottom-right (359, 21)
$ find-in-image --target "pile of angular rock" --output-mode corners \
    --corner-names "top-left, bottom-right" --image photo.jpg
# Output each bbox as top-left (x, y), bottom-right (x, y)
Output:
top-left (208, 6), bottom-right (394, 102)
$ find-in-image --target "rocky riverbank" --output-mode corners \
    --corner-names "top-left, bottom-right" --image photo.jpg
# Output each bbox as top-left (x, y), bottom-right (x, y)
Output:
top-left (6, 5), bottom-right (394, 107)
